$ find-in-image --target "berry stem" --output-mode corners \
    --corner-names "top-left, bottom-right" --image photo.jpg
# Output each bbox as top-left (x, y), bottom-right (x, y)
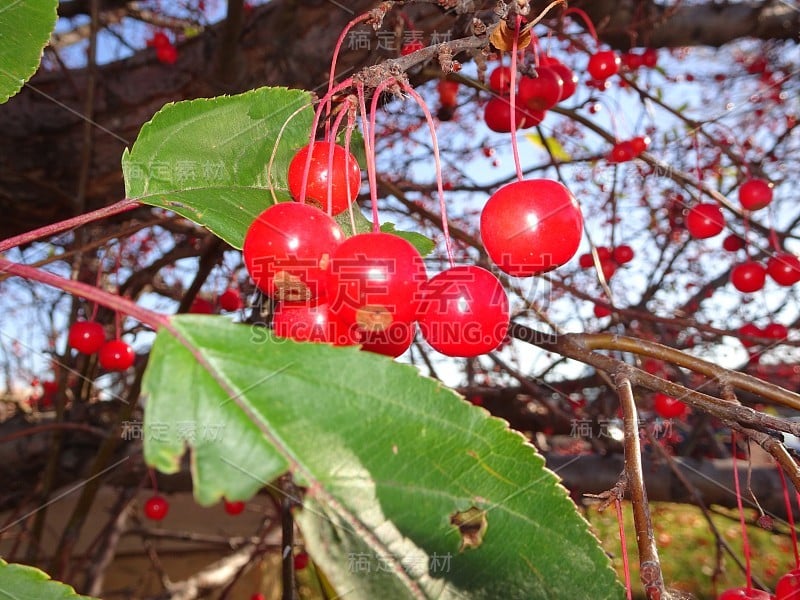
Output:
top-left (563, 7), bottom-right (599, 45)
top-left (402, 82), bottom-right (455, 266)
top-left (367, 81), bottom-right (395, 232)
top-left (509, 15), bottom-right (524, 182)
top-left (327, 107), bottom-right (349, 214)
top-left (327, 12), bottom-right (372, 138)
top-left (731, 432), bottom-right (754, 591)
top-left (297, 78), bottom-right (355, 205)
top-left (0, 256), bottom-right (168, 331)
top-left (777, 465), bottom-right (800, 568)
top-left (615, 497), bottom-right (634, 600)
top-left (0, 198), bottom-right (138, 253)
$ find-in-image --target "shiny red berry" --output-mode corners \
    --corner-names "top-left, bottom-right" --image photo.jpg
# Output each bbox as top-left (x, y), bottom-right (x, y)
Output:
top-left (686, 203), bottom-right (725, 239)
top-left (418, 266), bottom-right (509, 357)
top-left (326, 233), bottom-right (427, 333)
top-left (613, 245), bottom-right (635, 264)
top-left (722, 234), bottom-right (745, 252)
top-left (288, 142), bottom-right (361, 215)
top-left (488, 65), bottom-right (512, 94)
top-left (98, 340), bottom-right (135, 371)
top-left (359, 320), bottom-right (415, 358)
top-left (776, 568), bottom-right (800, 599)
top-left (641, 48), bottom-right (658, 68)
top-left (540, 56), bottom-right (578, 100)
top-left (730, 261), bottom-right (766, 293)
top-left (587, 51), bottom-right (620, 80)
top-left (480, 179), bottom-right (583, 276)
top-left (189, 297), bottom-right (214, 314)
top-left (653, 393), bottom-right (686, 419)
top-left (609, 141), bottom-right (636, 163)
top-left (763, 322), bottom-right (788, 340)
top-left (219, 289), bottom-right (242, 312)
top-left (144, 495), bottom-right (169, 521)
top-left (243, 203), bottom-right (344, 302)
top-left (272, 301), bottom-right (357, 346)
top-left (68, 320), bottom-right (106, 354)
top-left (767, 252), bottom-right (800, 286)
top-left (518, 67), bottom-right (563, 110)
top-left (630, 136), bottom-right (650, 155)
top-left (483, 96), bottom-right (540, 132)
top-left (738, 178), bottom-right (773, 211)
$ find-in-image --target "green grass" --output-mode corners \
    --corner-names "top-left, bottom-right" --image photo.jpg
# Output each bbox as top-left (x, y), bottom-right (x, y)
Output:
top-left (586, 501), bottom-right (797, 599)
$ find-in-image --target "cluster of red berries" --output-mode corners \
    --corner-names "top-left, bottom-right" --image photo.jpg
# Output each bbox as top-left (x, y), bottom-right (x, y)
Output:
top-left (243, 141), bottom-right (583, 357)
top-left (607, 136), bottom-right (650, 163)
top-left (619, 48), bottom-right (659, 71)
top-left (146, 31), bottom-right (178, 65)
top-left (68, 320), bottom-right (135, 371)
top-left (189, 288), bottom-right (243, 314)
top-left (739, 322), bottom-right (789, 347)
top-left (577, 244), bottom-right (634, 280)
top-left (142, 496), bottom-right (247, 521)
top-left (483, 56), bottom-right (577, 133)
top-left (729, 253), bottom-right (800, 294)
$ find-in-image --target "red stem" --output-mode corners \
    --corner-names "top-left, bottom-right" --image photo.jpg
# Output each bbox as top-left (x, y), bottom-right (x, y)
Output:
top-left (509, 16), bottom-right (524, 182)
top-left (778, 466), bottom-right (800, 568)
top-left (0, 256), bottom-right (168, 331)
top-left (402, 83), bottom-right (455, 266)
top-left (327, 13), bottom-right (372, 138)
top-left (616, 498), bottom-right (633, 600)
top-left (731, 432), bottom-right (754, 590)
top-left (563, 7), bottom-right (599, 44)
top-left (368, 81), bottom-right (394, 232)
top-left (0, 198), bottom-right (139, 253)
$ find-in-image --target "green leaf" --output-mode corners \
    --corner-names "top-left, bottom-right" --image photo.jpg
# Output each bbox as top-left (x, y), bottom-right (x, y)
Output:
top-left (335, 204), bottom-right (374, 236)
top-left (122, 87), bottom-right (314, 249)
top-left (143, 316), bottom-right (623, 599)
top-left (0, 0), bottom-right (58, 104)
top-left (0, 558), bottom-right (99, 599)
top-left (380, 222), bottom-right (436, 256)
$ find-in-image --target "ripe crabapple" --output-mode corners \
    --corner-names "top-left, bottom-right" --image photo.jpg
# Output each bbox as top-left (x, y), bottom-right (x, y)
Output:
top-left (287, 142), bottom-right (361, 215)
top-left (98, 340), bottom-right (135, 371)
top-left (68, 320), bottom-right (106, 355)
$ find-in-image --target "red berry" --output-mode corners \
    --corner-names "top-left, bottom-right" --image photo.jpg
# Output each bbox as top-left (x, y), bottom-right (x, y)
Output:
top-left (594, 303), bottom-right (611, 318)
top-left (250, 595), bottom-right (266, 600)
top-left (147, 32), bottom-right (170, 48)
top-left (613, 245), bottom-right (635, 264)
top-left (219, 288), bottom-right (242, 312)
top-left (767, 252), bottom-right (800, 286)
top-left (243, 203), bottom-right (344, 302)
top-left (359, 320), bottom-right (415, 358)
top-left (600, 259), bottom-right (617, 281)
top-left (722, 234), bottom-right (745, 252)
top-left (272, 301), bottom-right (357, 346)
top-left (68, 320), bottom-right (106, 354)
top-left (739, 323), bottom-right (763, 348)
top-left (294, 551), bottom-right (309, 570)
top-left (288, 143), bottom-right (360, 215)
top-left (488, 65), bottom-right (513, 94)
top-left (437, 79), bottom-right (459, 108)
top-left (518, 67), bottom-right (563, 110)
top-left (630, 136), bottom-right (650, 155)
top-left (763, 322), bottom-right (788, 340)
top-left (223, 500), bottom-right (245, 515)
top-left (480, 179), bottom-right (583, 276)
top-left (641, 48), bottom-right (658, 68)
top-left (541, 57), bottom-right (578, 100)
top-left (621, 52), bottom-right (643, 70)
top-left (483, 96), bottom-right (540, 132)
top-left (609, 141), bottom-right (636, 163)
top-left (587, 51), bottom-right (620, 81)
top-left (653, 393), bottom-right (686, 419)
top-left (738, 178), bottom-right (773, 211)
top-left (731, 261), bottom-right (766, 293)
top-left (156, 44), bottom-right (178, 65)
top-left (189, 297), bottom-right (215, 314)
top-left (578, 253), bottom-right (594, 268)
top-left (418, 266), bottom-right (509, 357)
top-left (144, 495), bottom-right (169, 521)
top-left (717, 588), bottom-right (771, 599)
top-left (596, 247), bottom-right (612, 261)
top-left (98, 340), bottom-right (135, 371)
top-left (686, 203), bottom-right (725, 239)
top-left (776, 568), bottom-right (800, 599)
top-left (326, 233), bottom-right (427, 333)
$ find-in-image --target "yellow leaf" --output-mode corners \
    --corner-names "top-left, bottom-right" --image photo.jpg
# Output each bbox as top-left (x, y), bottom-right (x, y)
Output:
top-left (524, 132), bottom-right (571, 161)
